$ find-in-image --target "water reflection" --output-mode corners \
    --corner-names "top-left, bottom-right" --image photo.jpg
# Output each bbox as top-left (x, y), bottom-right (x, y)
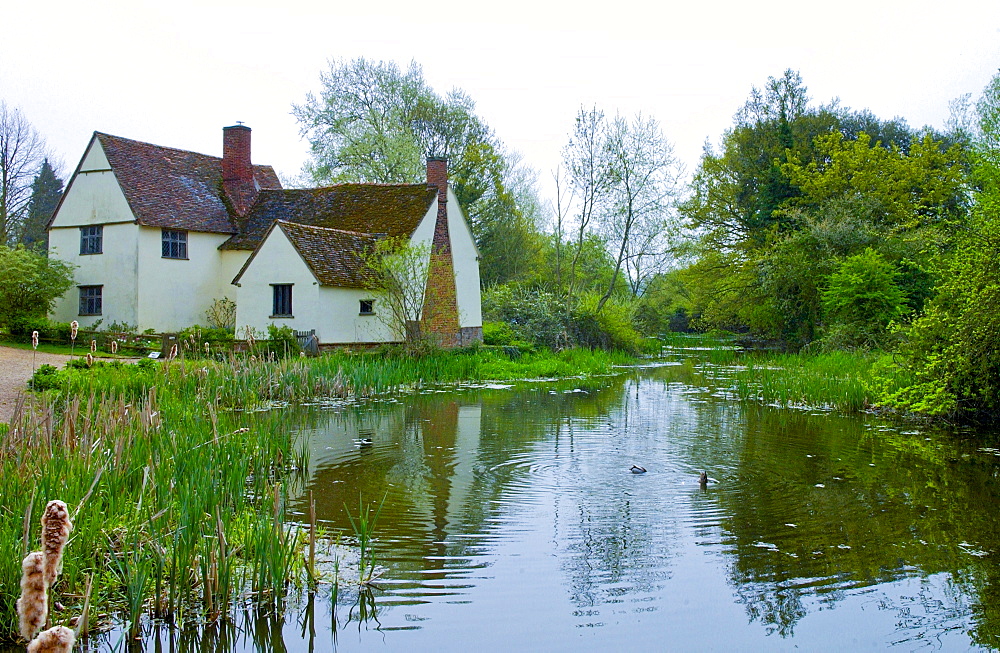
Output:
top-left (95, 367), bottom-right (1000, 651)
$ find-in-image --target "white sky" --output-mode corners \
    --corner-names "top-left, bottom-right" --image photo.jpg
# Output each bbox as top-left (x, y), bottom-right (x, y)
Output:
top-left (3, 0), bottom-right (999, 209)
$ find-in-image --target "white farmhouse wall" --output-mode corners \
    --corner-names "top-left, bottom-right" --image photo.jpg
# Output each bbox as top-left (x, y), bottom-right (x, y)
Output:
top-left (48, 222), bottom-right (139, 328)
top-left (234, 229), bottom-right (320, 338)
top-left (317, 286), bottom-right (397, 344)
top-left (48, 139), bottom-right (141, 327)
top-left (136, 228), bottom-right (246, 332)
top-left (446, 189), bottom-right (483, 328)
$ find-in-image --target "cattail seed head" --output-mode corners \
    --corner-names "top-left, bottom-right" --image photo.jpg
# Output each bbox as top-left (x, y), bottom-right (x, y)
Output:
top-left (40, 500), bottom-right (72, 586)
top-left (85, 353), bottom-right (94, 367)
top-left (17, 552), bottom-right (47, 641)
top-left (169, 344), bottom-right (178, 359)
top-left (110, 340), bottom-right (119, 354)
top-left (205, 342), bottom-right (211, 355)
top-left (90, 340), bottom-right (96, 353)
top-left (69, 321), bottom-right (78, 341)
top-left (26, 625), bottom-right (75, 653)
top-left (32, 331), bottom-right (39, 349)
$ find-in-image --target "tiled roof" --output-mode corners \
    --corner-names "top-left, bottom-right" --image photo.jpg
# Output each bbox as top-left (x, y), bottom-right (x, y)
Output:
top-left (274, 221), bottom-right (383, 288)
top-left (96, 132), bottom-right (282, 233)
top-left (220, 184), bottom-right (436, 250)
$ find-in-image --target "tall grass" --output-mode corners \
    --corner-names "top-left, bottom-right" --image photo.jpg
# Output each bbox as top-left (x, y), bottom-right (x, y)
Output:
top-left (729, 350), bottom-right (882, 412)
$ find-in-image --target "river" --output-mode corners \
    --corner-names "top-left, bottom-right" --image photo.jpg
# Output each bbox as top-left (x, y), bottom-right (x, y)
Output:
top-left (117, 361), bottom-right (1000, 651)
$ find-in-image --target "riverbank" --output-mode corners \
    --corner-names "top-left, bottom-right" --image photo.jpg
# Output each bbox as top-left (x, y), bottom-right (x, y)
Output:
top-left (0, 344), bottom-right (633, 644)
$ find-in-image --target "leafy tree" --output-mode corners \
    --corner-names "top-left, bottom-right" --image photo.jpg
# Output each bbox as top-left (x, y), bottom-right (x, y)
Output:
top-left (880, 71), bottom-right (1000, 417)
top-left (0, 245), bottom-right (74, 332)
top-left (20, 158), bottom-right (63, 250)
top-left (293, 58), bottom-right (543, 286)
top-left (361, 237), bottom-right (431, 343)
top-left (821, 248), bottom-right (907, 348)
top-left (0, 102), bottom-right (47, 245)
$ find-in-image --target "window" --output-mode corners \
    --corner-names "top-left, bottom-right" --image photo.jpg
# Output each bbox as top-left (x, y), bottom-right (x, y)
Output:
top-left (162, 229), bottom-right (188, 259)
top-left (359, 299), bottom-right (374, 315)
top-left (272, 284), bottom-right (293, 317)
top-left (80, 226), bottom-right (103, 255)
top-left (79, 286), bottom-right (102, 316)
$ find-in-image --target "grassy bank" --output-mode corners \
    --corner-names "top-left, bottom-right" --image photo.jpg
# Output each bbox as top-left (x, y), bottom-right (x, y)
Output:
top-left (0, 345), bottom-right (630, 644)
top-left (660, 334), bottom-right (910, 414)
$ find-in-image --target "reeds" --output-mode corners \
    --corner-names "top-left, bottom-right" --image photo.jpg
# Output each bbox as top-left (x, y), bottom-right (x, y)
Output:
top-left (344, 494), bottom-right (385, 585)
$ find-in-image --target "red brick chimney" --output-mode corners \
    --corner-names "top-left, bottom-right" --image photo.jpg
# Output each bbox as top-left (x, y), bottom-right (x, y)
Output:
top-left (222, 124), bottom-right (257, 216)
top-left (422, 157), bottom-right (460, 346)
top-left (426, 157), bottom-right (450, 254)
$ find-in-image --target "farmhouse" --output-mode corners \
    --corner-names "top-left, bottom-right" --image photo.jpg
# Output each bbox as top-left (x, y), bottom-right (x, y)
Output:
top-left (46, 125), bottom-right (482, 346)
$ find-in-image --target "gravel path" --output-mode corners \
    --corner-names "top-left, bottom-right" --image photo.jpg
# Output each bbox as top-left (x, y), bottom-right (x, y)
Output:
top-left (0, 345), bottom-right (74, 424)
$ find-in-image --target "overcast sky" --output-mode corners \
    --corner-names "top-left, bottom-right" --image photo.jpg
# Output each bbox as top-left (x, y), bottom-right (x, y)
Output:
top-left (3, 0), bottom-right (999, 207)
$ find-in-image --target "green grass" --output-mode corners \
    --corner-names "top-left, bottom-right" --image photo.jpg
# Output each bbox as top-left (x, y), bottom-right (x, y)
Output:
top-left (730, 350), bottom-right (880, 412)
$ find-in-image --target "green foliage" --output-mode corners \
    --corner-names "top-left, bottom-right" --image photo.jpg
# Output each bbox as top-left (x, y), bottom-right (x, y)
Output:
top-left (482, 285), bottom-right (568, 350)
top-left (263, 324), bottom-right (300, 359)
top-left (820, 249), bottom-right (907, 349)
top-left (20, 159), bottom-right (63, 250)
top-left (482, 321), bottom-right (516, 346)
top-left (874, 70), bottom-right (1000, 418)
top-left (0, 245), bottom-right (74, 330)
top-left (293, 57), bottom-right (544, 286)
top-left (678, 69), bottom-right (964, 348)
top-left (568, 293), bottom-right (645, 353)
top-left (28, 363), bottom-right (61, 391)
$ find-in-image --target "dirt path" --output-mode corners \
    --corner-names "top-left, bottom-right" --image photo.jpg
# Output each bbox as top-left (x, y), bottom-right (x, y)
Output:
top-left (0, 345), bottom-right (74, 424)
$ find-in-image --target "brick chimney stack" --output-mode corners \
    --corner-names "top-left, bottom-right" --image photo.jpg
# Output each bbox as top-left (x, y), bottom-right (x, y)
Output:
top-left (426, 157), bottom-right (449, 254)
top-left (222, 124), bottom-right (257, 216)
top-left (422, 156), bottom-right (460, 346)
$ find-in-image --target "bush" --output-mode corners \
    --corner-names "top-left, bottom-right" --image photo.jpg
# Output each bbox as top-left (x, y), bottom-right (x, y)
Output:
top-left (482, 286), bottom-right (568, 349)
top-left (262, 324), bottom-right (300, 359)
top-left (28, 364), bottom-right (62, 391)
top-left (568, 294), bottom-right (645, 353)
top-left (482, 321), bottom-right (515, 346)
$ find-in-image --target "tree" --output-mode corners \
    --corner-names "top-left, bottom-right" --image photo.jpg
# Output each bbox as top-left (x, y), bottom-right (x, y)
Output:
top-left (880, 70), bottom-right (1000, 417)
top-left (0, 245), bottom-right (75, 332)
top-left (20, 159), bottom-right (63, 251)
top-left (293, 58), bottom-right (543, 286)
top-left (597, 113), bottom-right (681, 308)
top-left (562, 105), bottom-right (609, 302)
top-left (361, 237), bottom-right (431, 343)
top-left (0, 102), bottom-right (47, 246)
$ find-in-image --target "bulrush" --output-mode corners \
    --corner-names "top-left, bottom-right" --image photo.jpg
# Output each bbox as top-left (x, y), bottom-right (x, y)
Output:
top-left (41, 500), bottom-right (72, 586)
top-left (69, 321), bottom-right (78, 342)
top-left (26, 626), bottom-right (75, 653)
top-left (17, 551), bottom-right (47, 641)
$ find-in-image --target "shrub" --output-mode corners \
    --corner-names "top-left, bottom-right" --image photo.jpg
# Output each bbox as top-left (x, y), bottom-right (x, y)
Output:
top-left (482, 286), bottom-right (568, 349)
top-left (28, 364), bottom-right (62, 391)
top-left (205, 298), bottom-right (237, 331)
top-left (262, 324), bottom-right (300, 359)
top-left (482, 321), bottom-right (515, 346)
top-left (568, 294), bottom-right (645, 353)
top-left (821, 248), bottom-right (907, 347)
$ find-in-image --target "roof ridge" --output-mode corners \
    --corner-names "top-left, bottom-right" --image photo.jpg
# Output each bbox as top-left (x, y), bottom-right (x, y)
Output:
top-left (95, 131), bottom-right (224, 162)
top-left (275, 220), bottom-right (379, 238)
